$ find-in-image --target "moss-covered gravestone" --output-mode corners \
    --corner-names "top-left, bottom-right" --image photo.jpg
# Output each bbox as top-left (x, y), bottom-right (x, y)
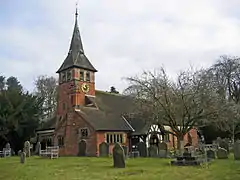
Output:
top-left (137, 142), bottom-right (147, 157)
top-left (113, 143), bottom-right (125, 168)
top-left (24, 141), bottom-right (31, 157)
top-left (20, 152), bottom-right (26, 164)
top-left (99, 142), bottom-right (109, 157)
top-left (234, 140), bottom-right (240, 160)
top-left (217, 148), bottom-right (228, 159)
top-left (158, 142), bottom-right (167, 158)
top-left (148, 145), bottom-right (158, 157)
top-left (207, 150), bottom-right (215, 159)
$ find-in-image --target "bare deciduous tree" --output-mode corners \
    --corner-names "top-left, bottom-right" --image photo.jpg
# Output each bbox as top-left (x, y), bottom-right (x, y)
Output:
top-left (124, 67), bottom-right (231, 149)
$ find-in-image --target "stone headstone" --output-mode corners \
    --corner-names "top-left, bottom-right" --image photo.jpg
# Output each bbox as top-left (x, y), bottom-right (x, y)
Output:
top-left (219, 140), bottom-right (229, 153)
top-left (233, 140), bottom-right (240, 160)
top-left (158, 142), bottom-right (167, 158)
top-left (78, 140), bottom-right (87, 156)
top-left (20, 152), bottom-right (26, 164)
top-left (18, 150), bottom-right (22, 156)
top-left (99, 142), bottom-right (109, 157)
top-left (207, 150), bottom-right (215, 159)
top-left (35, 142), bottom-right (41, 155)
top-left (148, 145), bottom-right (158, 157)
top-left (24, 141), bottom-right (31, 157)
top-left (137, 142), bottom-right (148, 157)
top-left (113, 143), bottom-right (125, 168)
top-left (217, 148), bottom-right (228, 159)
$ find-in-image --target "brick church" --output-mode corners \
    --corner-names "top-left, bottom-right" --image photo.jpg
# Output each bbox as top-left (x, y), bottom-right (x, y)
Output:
top-left (36, 9), bottom-right (199, 156)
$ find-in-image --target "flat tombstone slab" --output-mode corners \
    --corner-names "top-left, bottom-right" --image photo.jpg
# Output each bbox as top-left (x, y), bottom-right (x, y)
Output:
top-left (217, 148), bottom-right (228, 159)
top-left (113, 143), bottom-right (125, 168)
top-left (137, 142), bottom-right (147, 157)
top-left (78, 140), bottom-right (87, 156)
top-left (99, 142), bottom-right (109, 157)
top-left (234, 140), bottom-right (240, 160)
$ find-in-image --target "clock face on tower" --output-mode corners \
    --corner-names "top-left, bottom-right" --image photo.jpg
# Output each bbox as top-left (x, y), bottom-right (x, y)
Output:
top-left (81, 83), bottom-right (90, 93)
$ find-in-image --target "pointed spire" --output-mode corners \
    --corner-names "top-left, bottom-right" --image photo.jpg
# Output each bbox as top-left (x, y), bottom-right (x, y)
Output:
top-left (56, 5), bottom-right (97, 73)
top-left (69, 2), bottom-right (84, 54)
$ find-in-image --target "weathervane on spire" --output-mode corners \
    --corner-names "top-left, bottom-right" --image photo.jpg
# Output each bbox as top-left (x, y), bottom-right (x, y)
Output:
top-left (75, 0), bottom-right (79, 18)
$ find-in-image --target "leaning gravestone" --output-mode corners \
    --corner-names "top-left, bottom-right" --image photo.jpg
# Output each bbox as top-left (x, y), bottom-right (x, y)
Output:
top-left (217, 148), bottom-right (228, 159)
top-left (137, 142), bottom-right (148, 157)
top-left (20, 152), bottom-right (26, 164)
top-left (207, 150), bottom-right (215, 159)
top-left (233, 140), bottom-right (240, 160)
top-left (78, 140), bottom-right (87, 156)
top-left (148, 145), bottom-right (158, 157)
top-left (99, 142), bottom-right (109, 157)
top-left (158, 142), bottom-right (168, 158)
top-left (24, 141), bottom-right (31, 157)
top-left (113, 143), bottom-right (125, 168)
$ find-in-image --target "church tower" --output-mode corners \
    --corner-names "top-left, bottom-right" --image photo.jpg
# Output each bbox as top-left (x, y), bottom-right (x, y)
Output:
top-left (56, 8), bottom-right (97, 116)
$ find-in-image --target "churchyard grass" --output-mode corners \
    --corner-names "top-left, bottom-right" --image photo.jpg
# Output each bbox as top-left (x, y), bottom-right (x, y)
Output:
top-left (0, 155), bottom-right (240, 180)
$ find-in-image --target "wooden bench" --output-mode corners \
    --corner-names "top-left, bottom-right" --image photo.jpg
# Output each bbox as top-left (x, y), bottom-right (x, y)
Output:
top-left (40, 146), bottom-right (59, 159)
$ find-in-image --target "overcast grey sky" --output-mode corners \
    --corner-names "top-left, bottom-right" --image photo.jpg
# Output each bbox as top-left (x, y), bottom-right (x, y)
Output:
top-left (1, 0), bottom-right (240, 92)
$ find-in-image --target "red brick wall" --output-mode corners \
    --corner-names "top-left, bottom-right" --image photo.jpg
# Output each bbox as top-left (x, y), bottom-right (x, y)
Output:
top-left (96, 132), bottom-right (129, 156)
top-left (166, 128), bottom-right (198, 149)
top-left (55, 68), bottom-right (97, 156)
top-left (54, 111), bottom-right (97, 156)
